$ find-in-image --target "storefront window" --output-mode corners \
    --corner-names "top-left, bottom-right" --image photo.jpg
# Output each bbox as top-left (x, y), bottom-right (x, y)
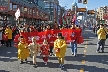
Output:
top-left (24, 7), bottom-right (27, 12)
top-left (28, 8), bottom-right (30, 14)
top-left (30, 9), bottom-right (32, 14)
top-left (37, 11), bottom-right (39, 16)
top-left (33, 10), bottom-right (35, 15)
top-left (0, 0), bottom-right (8, 6)
top-left (13, 5), bottom-right (17, 11)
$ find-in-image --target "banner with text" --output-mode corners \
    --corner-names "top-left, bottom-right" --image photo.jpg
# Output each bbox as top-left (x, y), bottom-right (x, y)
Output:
top-left (14, 29), bottom-right (84, 45)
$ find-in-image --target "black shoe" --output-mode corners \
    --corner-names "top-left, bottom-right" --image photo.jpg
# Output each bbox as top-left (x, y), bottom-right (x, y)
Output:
top-left (50, 53), bottom-right (54, 56)
top-left (59, 64), bottom-right (62, 68)
top-left (72, 53), bottom-right (74, 55)
top-left (74, 54), bottom-right (77, 57)
top-left (25, 59), bottom-right (27, 62)
top-left (96, 51), bottom-right (100, 53)
top-left (101, 50), bottom-right (104, 53)
top-left (33, 64), bottom-right (37, 68)
top-left (61, 65), bottom-right (65, 70)
top-left (20, 61), bottom-right (23, 64)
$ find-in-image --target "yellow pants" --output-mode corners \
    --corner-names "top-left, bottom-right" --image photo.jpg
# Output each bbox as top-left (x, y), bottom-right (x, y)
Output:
top-left (58, 57), bottom-right (64, 64)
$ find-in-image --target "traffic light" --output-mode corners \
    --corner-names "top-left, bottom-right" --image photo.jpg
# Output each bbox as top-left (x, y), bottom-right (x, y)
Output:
top-left (83, 0), bottom-right (87, 4)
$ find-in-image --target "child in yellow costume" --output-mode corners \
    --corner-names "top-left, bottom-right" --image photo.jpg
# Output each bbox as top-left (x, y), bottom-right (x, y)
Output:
top-left (54, 33), bottom-right (67, 69)
top-left (17, 36), bottom-right (29, 64)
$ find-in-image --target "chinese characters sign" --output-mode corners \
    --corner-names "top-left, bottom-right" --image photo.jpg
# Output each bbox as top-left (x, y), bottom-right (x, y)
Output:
top-left (14, 29), bottom-right (84, 44)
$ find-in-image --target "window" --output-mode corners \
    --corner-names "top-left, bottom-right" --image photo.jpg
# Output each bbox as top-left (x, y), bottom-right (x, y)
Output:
top-left (51, 3), bottom-right (54, 6)
top-left (30, 9), bottom-right (32, 14)
top-left (45, 6), bottom-right (50, 8)
top-left (45, 3), bottom-right (50, 7)
top-left (13, 5), bottom-right (17, 11)
top-left (28, 8), bottom-right (30, 14)
top-left (51, 6), bottom-right (54, 8)
top-left (33, 10), bottom-right (35, 14)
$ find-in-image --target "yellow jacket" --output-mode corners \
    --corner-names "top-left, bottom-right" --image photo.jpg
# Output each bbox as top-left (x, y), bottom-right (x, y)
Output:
top-left (18, 42), bottom-right (29, 59)
top-left (97, 28), bottom-right (108, 39)
top-left (5, 28), bottom-right (12, 39)
top-left (54, 39), bottom-right (67, 58)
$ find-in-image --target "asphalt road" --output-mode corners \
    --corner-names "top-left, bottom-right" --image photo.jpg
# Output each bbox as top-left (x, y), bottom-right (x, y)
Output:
top-left (0, 29), bottom-right (108, 72)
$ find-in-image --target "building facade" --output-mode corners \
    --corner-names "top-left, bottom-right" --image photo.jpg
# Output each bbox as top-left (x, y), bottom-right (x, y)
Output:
top-left (97, 7), bottom-right (105, 20)
top-left (0, 0), bottom-right (49, 25)
top-left (96, 6), bottom-right (108, 24)
top-left (43, 0), bottom-right (64, 24)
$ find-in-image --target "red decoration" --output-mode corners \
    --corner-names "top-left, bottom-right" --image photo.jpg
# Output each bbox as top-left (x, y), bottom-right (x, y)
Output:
top-left (14, 29), bottom-right (84, 45)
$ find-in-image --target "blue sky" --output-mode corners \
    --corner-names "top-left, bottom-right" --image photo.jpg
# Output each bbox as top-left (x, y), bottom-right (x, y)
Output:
top-left (59, 0), bottom-right (108, 10)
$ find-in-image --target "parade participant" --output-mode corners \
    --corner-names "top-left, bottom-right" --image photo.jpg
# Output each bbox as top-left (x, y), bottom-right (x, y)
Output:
top-left (5, 25), bottom-right (12, 47)
top-left (75, 25), bottom-right (84, 44)
top-left (17, 36), bottom-right (29, 64)
top-left (45, 25), bottom-right (54, 56)
top-left (28, 37), bottom-right (40, 67)
top-left (40, 39), bottom-right (50, 65)
top-left (70, 24), bottom-right (78, 56)
top-left (54, 33), bottom-right (67, 69)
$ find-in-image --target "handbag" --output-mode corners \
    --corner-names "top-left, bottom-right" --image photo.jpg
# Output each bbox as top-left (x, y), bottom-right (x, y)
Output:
top-left (103, 28), bottom-right (108, 39)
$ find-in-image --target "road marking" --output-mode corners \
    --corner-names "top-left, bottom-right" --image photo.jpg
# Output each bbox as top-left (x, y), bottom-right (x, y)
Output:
top-left (82, 60), bottom-right (85, 64)
top-left (80, 68), bottom-right (84, 72)
top-left (83, 54), bottom-right (86, 57)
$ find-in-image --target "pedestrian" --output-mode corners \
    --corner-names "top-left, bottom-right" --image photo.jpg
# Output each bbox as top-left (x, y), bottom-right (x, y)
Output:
top-left (54, 33), bottom-right (67, 69)
top-left (40, 39), bottom-right (50, 65)
top-left (17, 36), bottom-right (29, 64)
top-left (70, 24), bottom-right (78, 56)
top-left (28, 37), bottom-right (40, 67)
top-left (5, 25), bottom-right (12, 47)
top-left (96, 24), bottom-right (108, 53)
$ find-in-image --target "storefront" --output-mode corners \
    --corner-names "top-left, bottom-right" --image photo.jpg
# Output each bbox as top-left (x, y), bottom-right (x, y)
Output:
top-left (0, 0), bottom-right (49, 25)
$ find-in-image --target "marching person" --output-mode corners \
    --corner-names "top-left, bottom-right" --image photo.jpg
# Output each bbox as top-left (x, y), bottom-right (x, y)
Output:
top-left (17, 36), bottom-right (29, 64)
top-left (40, 39), bottom-right (50, 65)
top-left (96, 24), bottom-right (108, 53)
top-left (28, 37), bottom-right (40, 67)
top-left (70, 24), bottom-right (78, 57)
top-left (45, 25), bottom-right (54, 56)
top-left (54, 33), bottom-right (67, 69)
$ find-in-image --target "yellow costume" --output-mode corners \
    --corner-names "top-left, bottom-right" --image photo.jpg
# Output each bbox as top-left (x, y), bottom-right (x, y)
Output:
top-left (5, 28), bottom-right (12, 39)
top-left (54, 39), bottom-right (67, 64)
top-left (18, 42), bottom-right (29, 60)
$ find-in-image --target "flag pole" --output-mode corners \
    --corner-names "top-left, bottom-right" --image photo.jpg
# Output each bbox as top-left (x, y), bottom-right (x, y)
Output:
top-left (18, 18), bottom-right (19, 25)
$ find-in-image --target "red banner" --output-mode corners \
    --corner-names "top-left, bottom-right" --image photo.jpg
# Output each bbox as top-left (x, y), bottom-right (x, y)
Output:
top-left (14, 29), bottom-right (84, 45)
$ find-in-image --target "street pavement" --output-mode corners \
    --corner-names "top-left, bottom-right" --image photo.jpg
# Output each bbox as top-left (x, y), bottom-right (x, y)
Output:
top-left (0, 29), bottom-right (108, 72)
